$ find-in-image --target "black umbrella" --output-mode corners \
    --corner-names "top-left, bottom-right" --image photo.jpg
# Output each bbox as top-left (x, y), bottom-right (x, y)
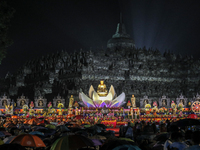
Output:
top-left (0, 143), bottom-right (26, 150)
top-left (100, 139), bottom-right (138, 150)
top-left (75, 130), bottom-right (89, 137)
top-left (0, 127), bottom-right (6, 131)
top-left (171, 119), bottom-right (200, 127)
top-left (153, 132), bottom-right (170, 142)
top-left (96, 124), bottom-right (107, 129)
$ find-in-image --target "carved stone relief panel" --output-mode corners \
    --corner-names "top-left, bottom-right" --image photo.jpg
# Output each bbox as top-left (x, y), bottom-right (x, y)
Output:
top-left (17, 95), bottom-right (29, 108)
top-left (140, 95), bottom-right (152, 108)
top-left (0, 95), bottom-right (11, 108)
top-left (34, 95), bottom-right (47, 108)
top-left (53, 95), bottom-right (65, 108)
top-left (159, 95), bottom-right (170, 107)
top-left (176, 94), bottom-right (187, 107)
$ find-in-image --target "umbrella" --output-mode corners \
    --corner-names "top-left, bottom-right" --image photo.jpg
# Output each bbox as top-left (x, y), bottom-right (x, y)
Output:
top-left (31, 126), bottom-right (48, 131)
top-left (29, 131), bottom-right (45, 136)
top-left (171, 119), bottom-right (200, 127)
top-left (187, 114), bottom-right (198, 119)
top-left (43, 138), bottom-right (52, 147)
top-left (96, 124), bottom-right (107, 129)
top-left (56, 125), bottom-right (70, 132)
top-left (89, 135), bottom-right (107, 141)
top-left (0, 139), bottom-right (4, 145)
top-left (23, 120), bottom-right (29, 124)
top-left (37, 128), bottom-right (56, 136)
top-left (50, 134), bottom-right (94, 150)
top-left (0, 127), bottom-right (6, 131)
top-left (0, 131), bottom-right (12, 137)
top-left (91, 139), bottom-right (102, 146)
top-left (45, 124), bottom-right (56, 129)
top-left (50, 122), bottom-right (58, 126)
top-left (3, 136), bottom-right (16, 144)
top-left (0, 143), bottom-right (26, 150)
top-left (84, 124), bottom-right (91, 128)
top-left (153, 132), bottom-right (170, 142)
top-left (100, 139), bottom-right (137, 150)
top-left (19, 125), bottom-right (31, 130)
top-left (28, 118), bottom-right (40, 125)
top-left (64, 122), bottom-right (73, 127)
top-left (10, 134), bottom-right (46, 147)
top-left (38, 120), bottom-right (50, 125)
top-left (0, 131), bottom-right (5, 138)
top-left (112, 144), bottom-right (141, 150)
top-left (57, 121), bottom-right (65, 126)
top-left (118, 137), bottom-right (135, 143)
top-left (75, 130), bottom-right (89, 137)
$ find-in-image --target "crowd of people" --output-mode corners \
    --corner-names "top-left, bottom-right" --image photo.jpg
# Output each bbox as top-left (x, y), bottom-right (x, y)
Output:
top-left (0, 116), bottom-right (200, 150)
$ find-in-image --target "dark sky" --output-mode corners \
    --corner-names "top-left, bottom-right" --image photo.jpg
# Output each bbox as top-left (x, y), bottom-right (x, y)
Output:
top-left (1, 0), bottom-right (200, 78)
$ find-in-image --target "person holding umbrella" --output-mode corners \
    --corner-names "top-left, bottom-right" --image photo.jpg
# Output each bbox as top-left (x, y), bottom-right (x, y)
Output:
top-left (168, 131), bottom-right (188, 150)
top-left (184, 131), bottom-right (200, 150)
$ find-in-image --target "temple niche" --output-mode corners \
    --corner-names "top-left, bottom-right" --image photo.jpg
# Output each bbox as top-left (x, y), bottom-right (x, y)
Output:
top-left (140, 96), bottom-right (152, 108)
top-left (191, 93), bottom-right (200, 104)
top-left (194, 93), bottom-right (200, 101)
top-left (17, 94), bottom-right (29, 108)
top-left (53, 94), bottom-right (65, 108)
top-left (0, 95), bottom-right (11, 108)
top-left (159, 95), bottom-right (170, 107)
top-left (34, 95), bottom-right (47, 108)
top-left (176, 94), bottom-right (187, 108)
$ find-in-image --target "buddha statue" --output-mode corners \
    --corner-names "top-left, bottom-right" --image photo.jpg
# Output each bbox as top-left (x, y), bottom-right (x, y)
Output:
top-left (131, 95), bottom-right (136, 108)
top-left (97, 80), bottom-right (108, 96)
top-left (69, 95), bottom-right (74, 108)
top-left (79, 80), bottom-right (125, 108)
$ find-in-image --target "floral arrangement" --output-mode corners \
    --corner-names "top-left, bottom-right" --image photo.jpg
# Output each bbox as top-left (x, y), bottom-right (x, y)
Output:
top-left (145, 104), bottom-right (151, 109)
top-left (178, 103), bottom-right (184, 111)
top-left (73, 101), bottom-right (79, 108)
top-left (22, 105), bottom-right (29, 112)
top-left (36, 109), bottom-right (42, 114)
top-left (171, 101), bottom-right (176, 109)
top-left (5, 104), bottom-right (13, 113)
top-left (48, 102), bottom-right (52, 109)
top-left (58, 103), bottom-right (64, 109)
top-left (159, 108), bottom-right (164, 113)
top-left (163, 107), bottom-right (168, 113)
top-left (51, 108), bottom-right (56, 113)
top-left (127, 101), bottom-right (131, 107)
top-left (29, 109), bottom-right (34, 114)
top-left (152, 107), bottom-right (158, 112)
top-left (153, 101), bottom-right (158, 107)
top-left (29, 101), bottom-right (34, 109)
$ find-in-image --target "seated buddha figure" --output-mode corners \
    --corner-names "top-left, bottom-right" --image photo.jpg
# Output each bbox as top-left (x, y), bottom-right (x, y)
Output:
top-left (97, 80), bottom-right (108, 96)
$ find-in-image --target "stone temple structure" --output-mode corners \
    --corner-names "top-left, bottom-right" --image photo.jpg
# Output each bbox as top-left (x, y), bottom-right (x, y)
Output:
top-left (0, 17), bottom-right (200, 108)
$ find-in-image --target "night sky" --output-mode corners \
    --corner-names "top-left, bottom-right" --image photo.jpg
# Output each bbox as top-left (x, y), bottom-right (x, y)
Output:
top-left (1, 0), bottom-right (200, 78)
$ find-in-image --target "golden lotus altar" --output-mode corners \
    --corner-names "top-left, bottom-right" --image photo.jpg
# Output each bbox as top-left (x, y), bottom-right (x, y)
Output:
top-left (79, 80), bottom-right (125, 108)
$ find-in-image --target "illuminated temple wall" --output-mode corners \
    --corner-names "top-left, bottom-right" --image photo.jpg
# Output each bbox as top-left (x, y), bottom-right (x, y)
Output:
top-left (0, 20), bottom-right (200, 108)
top-left (0, 47), bottom-right (199, 108)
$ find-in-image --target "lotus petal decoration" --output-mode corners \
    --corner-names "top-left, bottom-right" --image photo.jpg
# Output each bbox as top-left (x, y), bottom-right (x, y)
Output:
top-left (79, 81), bottom-right (125, 108)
